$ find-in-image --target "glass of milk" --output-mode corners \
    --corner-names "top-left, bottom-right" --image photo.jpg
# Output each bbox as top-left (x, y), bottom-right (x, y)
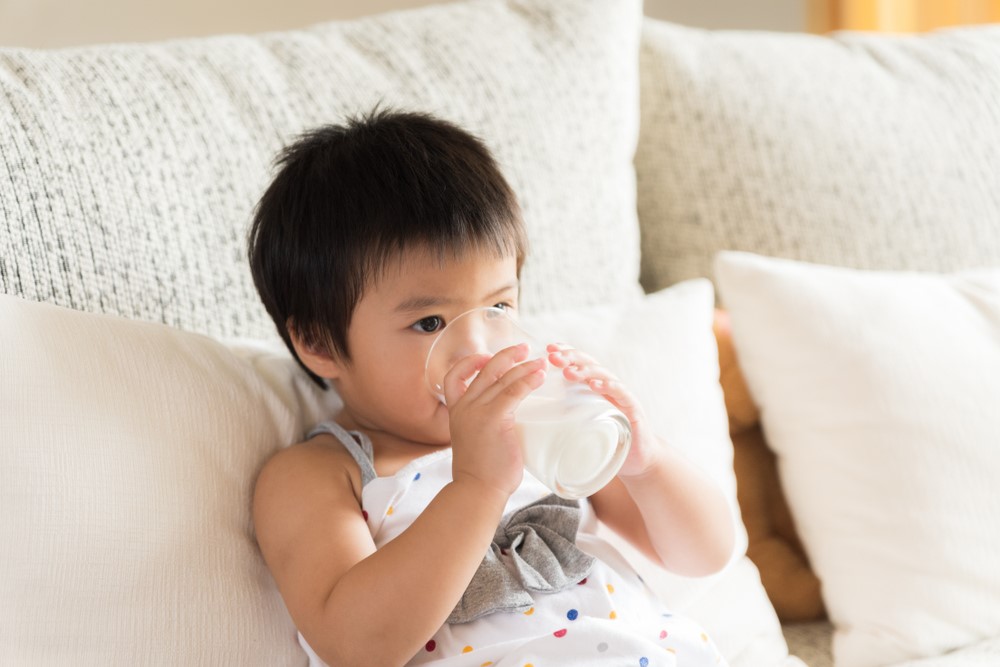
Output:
top-left (425, 307), bottom-right (631, 499)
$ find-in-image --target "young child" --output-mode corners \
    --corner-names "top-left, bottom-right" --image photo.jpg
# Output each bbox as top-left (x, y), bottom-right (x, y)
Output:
top-left (248, 108), bottom-right (736, 667)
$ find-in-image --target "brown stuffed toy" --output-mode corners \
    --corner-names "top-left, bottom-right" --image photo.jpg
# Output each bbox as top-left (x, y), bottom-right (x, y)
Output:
top-left (713, 309), bottom-right (826, 622)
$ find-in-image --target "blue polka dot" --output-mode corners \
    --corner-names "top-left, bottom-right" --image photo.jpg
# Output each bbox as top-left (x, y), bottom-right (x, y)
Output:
top-left (413, 472), bottom-right (421, 481)
top-left (567, 609), bottom-right (579, 621)
top-left (639, 658), bottom-right (649, 667)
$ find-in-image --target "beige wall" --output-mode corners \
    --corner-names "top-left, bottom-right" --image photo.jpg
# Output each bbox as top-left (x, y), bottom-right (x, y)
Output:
top-left (0, 0), bottom-right (805, 48)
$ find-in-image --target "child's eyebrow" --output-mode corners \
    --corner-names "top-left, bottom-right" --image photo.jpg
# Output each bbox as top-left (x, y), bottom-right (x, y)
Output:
top-left (394, 282), bottom-right (519, 314)
top-left (394, 295), bottom-right (454, 313)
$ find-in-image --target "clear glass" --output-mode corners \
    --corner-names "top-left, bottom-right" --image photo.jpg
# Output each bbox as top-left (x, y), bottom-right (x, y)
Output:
top-left (425, 307), bottom-right (631, 499)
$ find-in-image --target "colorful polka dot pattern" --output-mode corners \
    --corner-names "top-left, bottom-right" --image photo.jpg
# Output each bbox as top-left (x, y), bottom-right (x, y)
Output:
top-left (419, 624), bottom-right (721, 665)
top-left (364, 565), bottom-right (727, 667)
top-left (341, 445), bottom-right (728, 667)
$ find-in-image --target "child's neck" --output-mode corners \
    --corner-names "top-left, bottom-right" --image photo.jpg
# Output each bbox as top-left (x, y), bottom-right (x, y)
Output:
top-left (334, 410), bottom-right (448, 478)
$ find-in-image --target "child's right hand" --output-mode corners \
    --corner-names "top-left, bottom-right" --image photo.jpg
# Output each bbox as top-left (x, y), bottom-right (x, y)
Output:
top-left (443, 342), bottom-right (546, 498)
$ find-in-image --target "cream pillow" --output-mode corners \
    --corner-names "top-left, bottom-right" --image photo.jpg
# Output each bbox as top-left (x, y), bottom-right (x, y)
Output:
top-left (714, 251), bottom-right (1000, 667)
top-left (0, 293), bottom-right (339, 665)
top-left (523, 279), bottom-right (796, 667)
top-left (0, 281), bottom-right (794, 666)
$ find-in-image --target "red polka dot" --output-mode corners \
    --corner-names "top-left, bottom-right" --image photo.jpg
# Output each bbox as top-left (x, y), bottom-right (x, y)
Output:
top-left (577, 578), bottom-right (588, 585)
top-left (362, 510), bottom-right (369, 521)
top-left (553, 629), bottom-right (567, 638)
top-left (425, 640), bottom-right (436, 652)
top-left (659, 630), bottom-right (668, 639)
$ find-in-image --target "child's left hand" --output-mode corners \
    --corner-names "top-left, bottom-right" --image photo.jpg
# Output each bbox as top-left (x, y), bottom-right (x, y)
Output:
top-left (545, 343), bottom-right (662, 479)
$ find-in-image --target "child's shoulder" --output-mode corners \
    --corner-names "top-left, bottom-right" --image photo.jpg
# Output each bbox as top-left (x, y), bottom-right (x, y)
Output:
top-left (253, 434), bottom-right (365, 524)
top-left (251, 434), bottom-right (377, 639)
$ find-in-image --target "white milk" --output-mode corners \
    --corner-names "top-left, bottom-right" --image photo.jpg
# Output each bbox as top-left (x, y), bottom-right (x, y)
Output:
top-left (516, 383), bottom-right (631, 499)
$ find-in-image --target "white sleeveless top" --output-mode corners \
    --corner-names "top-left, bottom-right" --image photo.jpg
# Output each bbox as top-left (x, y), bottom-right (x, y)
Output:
top-left (297, 421), bottom-right (727, 667)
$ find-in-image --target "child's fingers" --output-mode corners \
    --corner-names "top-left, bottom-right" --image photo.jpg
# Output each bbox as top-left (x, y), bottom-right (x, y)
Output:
top-left (478, 355), bottom-right (548, 407)
top-left (548, 348), bottom-right (644, 420)
top-left (584, 375), bottom-right (644, 425)
top-left (547, 345), bottom-right (619, 389)
top-left (561, 362), bottom-right (617, 385)
top-left (588, 377), bottom-right (641, 414)
top-left (546, 343), bottom-right (599, 370)
top-left (442, 352), bottom-right (492, 405)
top-left (461, 343), bottom-right (533, 401)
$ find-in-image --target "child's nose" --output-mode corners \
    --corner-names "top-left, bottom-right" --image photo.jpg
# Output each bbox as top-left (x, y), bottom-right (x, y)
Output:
top-left (445, 325), bottom-right (492, 366)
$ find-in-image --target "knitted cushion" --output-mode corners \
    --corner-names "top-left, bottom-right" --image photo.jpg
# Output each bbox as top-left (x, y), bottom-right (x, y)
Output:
top-left (0, 0), bottom-right (643, 340)
top-left (636, 20), bottom-right (1000, 291)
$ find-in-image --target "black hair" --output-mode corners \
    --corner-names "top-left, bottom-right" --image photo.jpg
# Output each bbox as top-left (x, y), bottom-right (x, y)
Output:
top-left (247, 107), bottom-right (527, 387)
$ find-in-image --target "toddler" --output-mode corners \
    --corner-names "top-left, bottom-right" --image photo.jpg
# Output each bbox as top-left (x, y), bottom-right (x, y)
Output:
top-left (248, 108), bottom-right (736, 667)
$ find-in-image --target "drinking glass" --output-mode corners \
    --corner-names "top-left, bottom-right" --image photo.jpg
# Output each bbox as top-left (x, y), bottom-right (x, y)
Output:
top-left (425, 307), bottom-right (631, 499)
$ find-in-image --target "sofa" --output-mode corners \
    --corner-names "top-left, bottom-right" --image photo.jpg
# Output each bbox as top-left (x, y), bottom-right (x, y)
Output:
top-left (2, 1), bottom-right (999, 665)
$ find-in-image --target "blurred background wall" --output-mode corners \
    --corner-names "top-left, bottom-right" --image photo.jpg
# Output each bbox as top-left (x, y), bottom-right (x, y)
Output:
top-left (2, 1), bottom-right (994, 50)
top-left (0, 0), bottom-right (806, 48)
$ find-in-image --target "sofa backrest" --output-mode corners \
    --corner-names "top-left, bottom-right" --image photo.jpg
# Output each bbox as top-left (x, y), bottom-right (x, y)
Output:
top-left (0, 0), bottom-right (644, 341)
top-left (635, 20), bottom-right (1000, 293)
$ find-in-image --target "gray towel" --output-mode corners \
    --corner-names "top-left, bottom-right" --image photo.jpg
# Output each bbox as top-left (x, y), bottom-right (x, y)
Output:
top-left (448, 494), bottom-right (595, 624)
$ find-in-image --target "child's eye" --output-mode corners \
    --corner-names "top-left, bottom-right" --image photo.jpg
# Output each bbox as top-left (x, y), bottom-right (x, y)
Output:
top-left (412, 316), bottom-right (444, 334)
top-left (494, 302), bottom-right (514, 311)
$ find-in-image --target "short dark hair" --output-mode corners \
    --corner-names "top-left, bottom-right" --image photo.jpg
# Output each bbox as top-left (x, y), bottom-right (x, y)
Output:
top-left (247, 108), bottom-right (527, 388)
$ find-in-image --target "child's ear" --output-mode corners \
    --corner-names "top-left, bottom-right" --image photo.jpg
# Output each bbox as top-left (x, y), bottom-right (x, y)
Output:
top-left (287, 321), bottom-right (343, 380)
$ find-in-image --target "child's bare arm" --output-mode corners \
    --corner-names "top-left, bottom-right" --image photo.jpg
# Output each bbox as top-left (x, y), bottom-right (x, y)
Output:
top-left (253, 345), bottom-right (546, 666)
top-left (590, 445), bottom-right (736, 576)
top-left (547, 345), bottom-right (736, 577)
top-left (253, 442), bottom-right (509, 666)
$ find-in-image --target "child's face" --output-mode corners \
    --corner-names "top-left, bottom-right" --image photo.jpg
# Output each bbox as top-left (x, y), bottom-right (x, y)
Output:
top-left (331, 247), bottom-right (519, 447)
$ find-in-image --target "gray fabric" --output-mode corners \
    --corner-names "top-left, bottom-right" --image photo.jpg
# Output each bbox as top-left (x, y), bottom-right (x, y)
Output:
top-left (782, 621), bottom-right (833, 667)
top-left (636, 21), bottom-right (1000, 293)
top-left (785, 620), bottom-right (1000, 667)
top-left (308, 421), bottom-right (377, 487)
top-left (306, 423), bottom-right (595, 626)
top-left (448, 493), bottom-right (594, 625)
top-left (0, 0), bottom-right (643, 340)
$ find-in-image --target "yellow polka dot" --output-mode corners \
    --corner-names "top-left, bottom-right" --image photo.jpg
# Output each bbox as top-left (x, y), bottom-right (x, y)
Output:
top-left (386, 506), bottom-right (394, 516)
top-left (667, 648), bottom-right (677, 654)
top-left (462, 646), bottom-right (474, 653)
top-left (524, 663), bottom-right (534, 667)
top-left (609, 610), bottom-right (617, 619)
top-left (606, 584), bottom-right (615, 593)
top-left (523, 607), bottom-right (534, 616)
top-left (481, 663), bottom-right (493, 667)
top-left (701, 633), bottom-right (709, 642)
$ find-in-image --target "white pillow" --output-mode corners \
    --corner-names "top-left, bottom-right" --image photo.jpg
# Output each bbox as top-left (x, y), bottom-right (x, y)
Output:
top-left (523, 279), bottom-right (794, 667)
top-left (714, 251), bottom-right (1000, 667)
top-left (0, 293), bottom-right (339, 665)
top-left (0, 281), bottom-right (793, 666)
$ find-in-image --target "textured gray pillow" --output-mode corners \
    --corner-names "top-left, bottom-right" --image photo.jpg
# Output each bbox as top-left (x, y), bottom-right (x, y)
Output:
top-left (636, 20), bottom-right (1000, 291)
top-left (0, 0), bottom-right (643, 340)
